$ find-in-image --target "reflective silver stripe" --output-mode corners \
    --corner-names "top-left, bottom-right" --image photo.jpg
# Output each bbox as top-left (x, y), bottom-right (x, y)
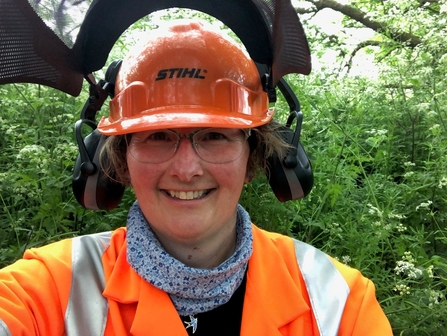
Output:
top-left (0, 319), bottom-right (12, 336)
top-left (293, 239), bottom-right (350, 336)
top-left (65, 232), bottom-right (112, 336)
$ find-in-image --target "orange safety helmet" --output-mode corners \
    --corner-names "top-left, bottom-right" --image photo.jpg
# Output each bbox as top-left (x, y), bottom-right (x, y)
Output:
top-left (97, 20), bottom-right (273, 135)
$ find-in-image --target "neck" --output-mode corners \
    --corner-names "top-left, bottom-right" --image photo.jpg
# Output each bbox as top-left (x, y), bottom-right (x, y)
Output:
top-left (152, 216), bottom-right (238, 269)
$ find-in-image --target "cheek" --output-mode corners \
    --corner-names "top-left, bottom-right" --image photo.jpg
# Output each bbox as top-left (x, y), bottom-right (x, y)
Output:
top-left (126, 153), bottom-right (150, 187)
top-left (127, 152), bottom-right (166, 195)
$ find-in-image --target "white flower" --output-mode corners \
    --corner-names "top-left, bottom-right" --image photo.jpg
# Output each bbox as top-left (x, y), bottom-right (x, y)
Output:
top-left (395, 260), bottom-right (423, 279)
top-left (440, 3), bottom-right (447, 14)
top-left (393, 284), bottom-right (410, 296)
top-left (342, 255), bottom-right (351, 265)
top-left (365, 129), bottom-right (388, 136)
top-left (416, 201), bottom-right (432, 211)
top-left (396, 223), bottom-right (407, 232)
top-left (388, 213), bottom-right (406, 220)
top-left (16, 145), bottom-right (47, 160)
top-left (403, 251), bottom-right (415, 263)
top-left (428, 290), bottom-right (444, 308)
top-left (367, 204), bottom-right (383, 217)
top-left (438, 177), bottom-right (447, 189)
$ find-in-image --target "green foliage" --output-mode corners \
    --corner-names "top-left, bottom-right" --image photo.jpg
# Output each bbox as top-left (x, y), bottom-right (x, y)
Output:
top-left (1, 4), bottom-right (447, 335)
top-left (241, 38), bottom-right (447, 332)
top-left (0, 83), bottom-right (133, 266)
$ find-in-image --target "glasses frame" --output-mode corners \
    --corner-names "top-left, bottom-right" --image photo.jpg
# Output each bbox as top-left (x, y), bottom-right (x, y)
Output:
top-left (128, 128), bottom-right (251, 164)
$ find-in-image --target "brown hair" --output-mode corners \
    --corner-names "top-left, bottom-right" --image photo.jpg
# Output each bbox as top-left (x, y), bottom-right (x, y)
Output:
top-left (100, 121), bottom-right (290, 185)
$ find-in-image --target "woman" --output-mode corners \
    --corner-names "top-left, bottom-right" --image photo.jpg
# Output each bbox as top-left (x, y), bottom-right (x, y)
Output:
top-left (0, 20), bottom-right (392, 335)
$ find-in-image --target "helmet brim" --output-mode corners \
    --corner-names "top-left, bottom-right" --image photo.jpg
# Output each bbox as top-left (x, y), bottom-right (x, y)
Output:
top-left (97, 106), bottom-right (274, 135)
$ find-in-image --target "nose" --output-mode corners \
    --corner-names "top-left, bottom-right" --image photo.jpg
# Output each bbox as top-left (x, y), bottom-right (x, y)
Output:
top-left (168, 138), bottom-right (204, 181)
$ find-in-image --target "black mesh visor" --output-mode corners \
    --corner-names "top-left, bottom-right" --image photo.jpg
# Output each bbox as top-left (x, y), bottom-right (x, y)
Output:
top-left (0, 0), bottom-right (311, 96)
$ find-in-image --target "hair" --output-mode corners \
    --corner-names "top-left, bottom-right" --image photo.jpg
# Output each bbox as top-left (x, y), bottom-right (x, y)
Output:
top-left (100, 120), bottom-right (290, 186)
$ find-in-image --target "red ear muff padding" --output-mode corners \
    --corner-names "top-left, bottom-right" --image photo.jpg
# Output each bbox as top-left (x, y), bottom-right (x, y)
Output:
top-left (72, 120), bottom-right (125, 210)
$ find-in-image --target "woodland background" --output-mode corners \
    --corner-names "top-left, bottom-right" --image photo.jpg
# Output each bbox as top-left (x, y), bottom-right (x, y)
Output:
top-left (1, 0), bottom-right (447, 334)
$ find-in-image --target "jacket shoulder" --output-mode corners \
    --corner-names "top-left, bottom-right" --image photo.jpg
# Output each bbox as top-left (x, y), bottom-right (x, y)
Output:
top-left (251, 225), bottom-right (297, 255)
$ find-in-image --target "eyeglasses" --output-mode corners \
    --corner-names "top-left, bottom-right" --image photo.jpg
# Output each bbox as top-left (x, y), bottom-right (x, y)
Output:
top-left (128, 128), bottom-right (250, 164)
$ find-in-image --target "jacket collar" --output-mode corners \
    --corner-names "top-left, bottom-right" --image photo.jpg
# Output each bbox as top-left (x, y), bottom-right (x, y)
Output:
top-left (102, 231), bottom-right (188, 334)
top-left (102, 225), bottom-right (310, 335)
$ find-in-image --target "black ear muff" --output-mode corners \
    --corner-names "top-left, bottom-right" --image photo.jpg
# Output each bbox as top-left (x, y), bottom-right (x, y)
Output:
top-left (72, 60), bottom-right (125, 210)
top-left (267, 111), bottom-right (313, 201)
top-left (266, 78), bottom-right (313, 202)
top-left (72, 120), bottom-right (125, 210)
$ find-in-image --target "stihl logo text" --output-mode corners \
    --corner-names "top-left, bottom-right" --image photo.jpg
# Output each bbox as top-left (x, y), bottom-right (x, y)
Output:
top-left (155, 68), bottom-right (207, 81)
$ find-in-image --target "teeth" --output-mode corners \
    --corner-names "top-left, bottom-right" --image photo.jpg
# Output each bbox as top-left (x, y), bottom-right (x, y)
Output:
top-left (167, 190), bottom-right (208, 200)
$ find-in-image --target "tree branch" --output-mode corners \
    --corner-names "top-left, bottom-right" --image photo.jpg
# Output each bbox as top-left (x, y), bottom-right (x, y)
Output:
top-left (294, 7), bottom-right (317, 15)
top-left (343, 40), bottom-right (395, 74)
top-left (305, 0), bottom-right (422, 48)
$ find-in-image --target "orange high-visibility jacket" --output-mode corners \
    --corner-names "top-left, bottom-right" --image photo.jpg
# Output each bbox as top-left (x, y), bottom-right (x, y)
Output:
top-left (0, 225), bottom-right (392, 335)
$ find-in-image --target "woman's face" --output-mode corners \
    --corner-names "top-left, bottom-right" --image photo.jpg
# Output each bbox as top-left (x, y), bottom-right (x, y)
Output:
top-left (126, 128), bottom-right (250, 246)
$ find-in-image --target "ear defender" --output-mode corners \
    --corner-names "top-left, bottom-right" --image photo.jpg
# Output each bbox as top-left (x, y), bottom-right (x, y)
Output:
top-left (72, 60), bottom-right (125, 210)
top-left (266, 78), bottom-right (313, 202)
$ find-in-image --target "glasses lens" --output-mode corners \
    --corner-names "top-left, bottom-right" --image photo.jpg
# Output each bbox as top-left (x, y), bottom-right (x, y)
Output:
top-left (128, 128), bottom-right (248, 164)
top-left (193, 128), bottom-right (247, 163)
top-left (129, 130), bottom-right (178, 163)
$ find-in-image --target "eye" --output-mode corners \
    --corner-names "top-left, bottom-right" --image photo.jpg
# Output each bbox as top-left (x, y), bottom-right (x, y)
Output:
top-left (147, 131), bottom-right (173, 141)
top-left (134, 130), bottom-right (177, 144)
top-left (201, 130), bottom-right (228, 141)
top-left (198, 128), bottom-right (244, 143)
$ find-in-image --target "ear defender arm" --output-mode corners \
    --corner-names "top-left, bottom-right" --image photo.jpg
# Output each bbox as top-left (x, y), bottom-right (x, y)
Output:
top-left (266, 78), bottom-right (314, 202)
top-left (72, 60), bottom-right (125, 210)
top-left (74, 118), bottom-right (98, 176)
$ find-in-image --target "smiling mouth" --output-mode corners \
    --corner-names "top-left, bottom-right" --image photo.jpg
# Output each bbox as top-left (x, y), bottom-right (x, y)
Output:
top-left (165, 189), bottom-right (211, 200)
